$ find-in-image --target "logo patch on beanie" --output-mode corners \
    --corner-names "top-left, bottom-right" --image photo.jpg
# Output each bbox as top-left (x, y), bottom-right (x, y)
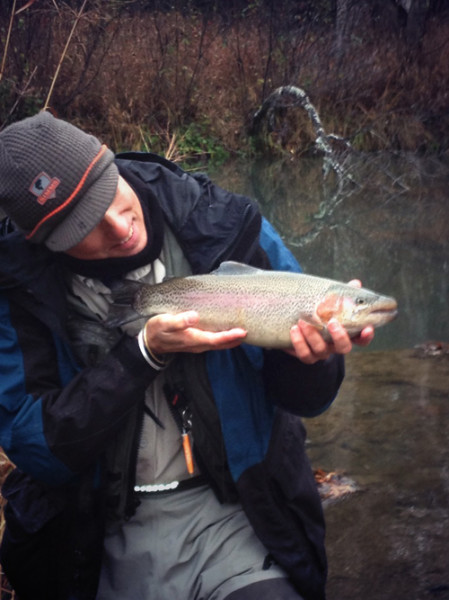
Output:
top-left (29, 172), bottom-right (61, 205)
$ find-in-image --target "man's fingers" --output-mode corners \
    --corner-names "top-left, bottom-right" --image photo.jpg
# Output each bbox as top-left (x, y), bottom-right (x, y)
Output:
top-left (327, 319), bottom-right (353, 354)
top-left (352, 325), bottom-right (375, 347)
top-left (289, 318), bottom-right (363, 364)
top-left (348, 279), bottom-right (362, 288)
top-left (290, 321), bottom-right (330, 364)
top-left (190, 328), bottom-right (248, 350)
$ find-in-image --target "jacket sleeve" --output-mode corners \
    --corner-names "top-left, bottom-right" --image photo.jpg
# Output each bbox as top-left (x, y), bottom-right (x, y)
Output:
top-left (263, 350), bottom-right (344, 417)
top-left (258, 217), bottom-right (345, 416)
top-left (0, 293), bottom-right (158, 486)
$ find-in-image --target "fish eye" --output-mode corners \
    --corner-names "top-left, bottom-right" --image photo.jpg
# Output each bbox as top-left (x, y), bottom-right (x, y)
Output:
top-left (355, 297), bottom-right (366, 305)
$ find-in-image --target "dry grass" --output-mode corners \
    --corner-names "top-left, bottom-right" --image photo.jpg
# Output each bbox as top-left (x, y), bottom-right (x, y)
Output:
top-left (0, 567), bottom-right (15, 600)
top-left (0, 449), bottom-right (14, 537)
top-left (1, 3), bottom-right (448, 156)
top-left (0, 449), bottom-right (15, 599)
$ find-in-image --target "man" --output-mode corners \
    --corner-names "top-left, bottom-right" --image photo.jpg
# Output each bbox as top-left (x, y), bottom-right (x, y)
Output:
top-left (0, 112), bottom-right (373, 600)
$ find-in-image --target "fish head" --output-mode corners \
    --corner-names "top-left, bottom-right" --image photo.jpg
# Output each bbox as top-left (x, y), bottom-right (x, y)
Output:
top-left (315, 284), bottom-right (398, 336)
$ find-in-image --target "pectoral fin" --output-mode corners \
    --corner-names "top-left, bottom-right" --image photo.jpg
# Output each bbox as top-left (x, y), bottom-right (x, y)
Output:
top-left (315, 294), bottom-right (343, 324)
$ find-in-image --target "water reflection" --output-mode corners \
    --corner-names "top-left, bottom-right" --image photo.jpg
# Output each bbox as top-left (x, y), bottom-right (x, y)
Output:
top-left (306, 349), bottom-right (449, 599)
top-left (213, 153), bottom-right (449, 350)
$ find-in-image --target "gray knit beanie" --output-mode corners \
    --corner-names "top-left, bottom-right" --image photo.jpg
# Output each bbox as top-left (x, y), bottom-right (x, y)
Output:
top-left (0, 111), bottom-right (118, 251)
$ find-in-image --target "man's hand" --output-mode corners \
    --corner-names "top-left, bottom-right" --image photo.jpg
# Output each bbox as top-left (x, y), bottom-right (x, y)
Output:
top-left (142, 311), bottom-right (247, 355)
top-left (288, 319), bottom-right (374, 364)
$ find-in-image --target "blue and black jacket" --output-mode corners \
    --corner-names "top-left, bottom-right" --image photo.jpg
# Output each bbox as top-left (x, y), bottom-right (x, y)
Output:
top-left (0, 153), bottom-right (344, 600)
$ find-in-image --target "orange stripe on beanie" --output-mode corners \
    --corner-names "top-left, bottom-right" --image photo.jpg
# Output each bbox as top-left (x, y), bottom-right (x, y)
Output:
top-left (26, 144), bottom-right (109, 242)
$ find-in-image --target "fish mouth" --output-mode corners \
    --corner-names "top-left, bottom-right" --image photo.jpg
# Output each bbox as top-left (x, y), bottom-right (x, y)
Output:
top-left (372, 297), bottom-right (398, 318)
top-left (370, 307), bottom-right (398, 323)
top-left (384, 309), bottom-right (398, 321)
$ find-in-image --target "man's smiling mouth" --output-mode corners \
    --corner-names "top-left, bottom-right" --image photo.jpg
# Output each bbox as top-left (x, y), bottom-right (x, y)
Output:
top-left (120, 225), bottom-right (134, 245)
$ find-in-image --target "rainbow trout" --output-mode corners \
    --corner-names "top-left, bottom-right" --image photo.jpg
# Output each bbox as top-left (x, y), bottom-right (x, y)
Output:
top-left (107, 261), bottom-right (398, 348)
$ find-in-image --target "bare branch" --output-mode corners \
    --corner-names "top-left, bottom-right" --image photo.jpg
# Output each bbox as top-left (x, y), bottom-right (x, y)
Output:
top-left (43, 0), bottom-right (89, 111)
top-left (0, 0), bottom-right (17, 83)
top-left (251, 85), bottom-right (352, 181)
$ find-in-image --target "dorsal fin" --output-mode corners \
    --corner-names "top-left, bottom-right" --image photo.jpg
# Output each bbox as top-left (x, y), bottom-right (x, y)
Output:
top-left (211, 261), bottom-right (262, 276)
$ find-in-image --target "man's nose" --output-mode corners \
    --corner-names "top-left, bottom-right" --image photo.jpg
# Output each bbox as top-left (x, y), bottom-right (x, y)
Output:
top-left (102, 207), bottom-right (129, 238)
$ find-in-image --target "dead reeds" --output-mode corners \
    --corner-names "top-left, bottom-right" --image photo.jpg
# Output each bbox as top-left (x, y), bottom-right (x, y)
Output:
top-left (0, 449), bottom-right (15, 599)
top-left (1, 2), bottom-right (448, 157)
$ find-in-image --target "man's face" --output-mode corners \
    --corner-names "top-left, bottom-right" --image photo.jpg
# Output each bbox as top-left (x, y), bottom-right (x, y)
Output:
top-left (65, 176), bottom-right (148, 260)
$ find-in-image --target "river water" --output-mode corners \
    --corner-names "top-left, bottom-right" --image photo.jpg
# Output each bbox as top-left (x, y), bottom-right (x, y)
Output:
top-left (213, 153), bottom-right (449, 599)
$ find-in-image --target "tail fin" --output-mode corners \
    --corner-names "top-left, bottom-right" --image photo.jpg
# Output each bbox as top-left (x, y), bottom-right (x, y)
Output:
top-left (105, 304), bottom-right (142, 328)
top-left (108, 279), bottom-right (142, 305)
top-left (105, 280), bottom-right (143, 328)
